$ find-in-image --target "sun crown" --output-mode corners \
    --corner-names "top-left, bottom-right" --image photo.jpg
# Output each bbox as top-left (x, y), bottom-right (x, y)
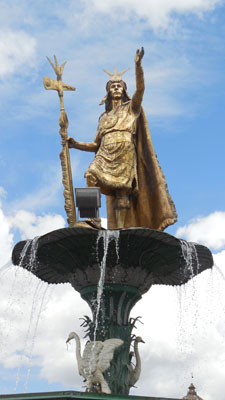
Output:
top-left (103, 67), bottom-right (128, 82)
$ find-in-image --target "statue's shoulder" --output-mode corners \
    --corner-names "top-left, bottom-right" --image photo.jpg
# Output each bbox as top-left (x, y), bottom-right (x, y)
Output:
top-left (98, 111), bottom-right (107, 121)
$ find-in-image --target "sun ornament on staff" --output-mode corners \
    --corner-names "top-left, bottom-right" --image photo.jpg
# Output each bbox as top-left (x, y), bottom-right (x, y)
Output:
top-left (43, 56), bottom-right (76, 227)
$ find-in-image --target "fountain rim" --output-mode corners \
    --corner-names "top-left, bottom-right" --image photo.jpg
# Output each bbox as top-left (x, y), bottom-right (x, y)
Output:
top-left (11, 226), bottom-right (214, 291)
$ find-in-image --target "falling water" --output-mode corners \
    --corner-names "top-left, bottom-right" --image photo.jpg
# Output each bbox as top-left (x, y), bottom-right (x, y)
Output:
top-left (28, 237), bottom-right (39, 272)
top-left (174, 255), bottom-right (225, 388)
top-left (212, 264), bottom-right (225, 317)
top-left (94, 230), bottom-right (120, 342)
top-left (0, 237), bottom-right (39, 332)
top-left (0, 260), bottom-right (12, 278)
top-left (14, 280), bottom-right (43, 392)
top-left (1, 241), bottom-right (33, 325)
top-left (174, 240), bottom-right (200, 378)
top-left (20, 240), bottom-right (32, 264)
top-left (179, 239), bottom-right (201, 337)
top-left (16, 235), bottom-right (48, 392)
top-left (214, 264), bottom-right (225, 281)
top-left (175, 285), bottom-right (189, 353)
top-left (23, 284), bottom-right (49, 392)
top-left (0, 235), bottom-right (50, 393)
top-left (86, 230), bottom-right (120, 379)
top-left (12, 279), bottom-right (51, 394)
top-left (180, 239), bottom-right (200, 278)
top-left (0, 242), bottom-right (32, 359)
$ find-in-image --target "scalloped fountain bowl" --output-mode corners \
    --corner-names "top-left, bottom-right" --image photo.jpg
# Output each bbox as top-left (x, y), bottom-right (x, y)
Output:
top-left (12, 227), bottom-right (213, 292)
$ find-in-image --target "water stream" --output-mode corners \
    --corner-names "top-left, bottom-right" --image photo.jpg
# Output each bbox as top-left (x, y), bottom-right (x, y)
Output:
top-left (14, 279), bottom-right (42, 392)
top-left (94, 230), bottom-right (120, 341)
top-left (214, 264), bottom-right (225, 281)
top-left (23, 283), bottom-right (49, 392)
top-left (86, 230), bottom-right (120, 378)
top-left (212, 264), bottom-right (225, 317)
top-left (175, 256), bottom-right (225, 388)
top-left (0, 236), bottom-right (52, 393)
top-left (180, 239), bottom-right (200, 278)
top-left (28, 237), bottom-right (39, 272)
top-left (0, 260), bottom-right (12, 282)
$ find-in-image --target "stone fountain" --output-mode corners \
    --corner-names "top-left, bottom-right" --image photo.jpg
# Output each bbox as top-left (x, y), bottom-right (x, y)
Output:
top-left (10, 51), bottom-right (213, 399)
top-left (12, 227), bottom-right (213, 395)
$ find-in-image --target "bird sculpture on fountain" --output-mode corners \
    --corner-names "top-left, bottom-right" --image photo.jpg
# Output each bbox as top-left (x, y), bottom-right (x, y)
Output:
top-left (127, 336), bottom-right (145, 388)
top-left (66, 331), bottom-right (123, 394)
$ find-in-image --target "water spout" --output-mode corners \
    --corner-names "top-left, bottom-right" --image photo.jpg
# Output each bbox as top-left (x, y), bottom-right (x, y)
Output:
top-left (180, 239), bottom-right (200, 278)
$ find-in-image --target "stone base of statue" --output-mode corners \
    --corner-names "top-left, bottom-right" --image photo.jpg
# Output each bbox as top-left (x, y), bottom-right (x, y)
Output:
top-left (12, 227), bottom-right (213, 395)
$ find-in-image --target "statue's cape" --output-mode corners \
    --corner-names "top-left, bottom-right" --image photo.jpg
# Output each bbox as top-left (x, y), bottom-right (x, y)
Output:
top-left (107, 108), bottom-right (178, 230)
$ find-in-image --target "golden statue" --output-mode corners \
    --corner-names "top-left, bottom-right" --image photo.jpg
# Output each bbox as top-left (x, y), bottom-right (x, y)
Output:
top-left (68, 48), bottom-right (177, 230)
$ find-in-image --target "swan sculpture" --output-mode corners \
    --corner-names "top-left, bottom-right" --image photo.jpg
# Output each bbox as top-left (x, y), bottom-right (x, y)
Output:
top-left (66, 331), bottom-right (123, 393)
top-left (128, 336), bottom-right (145, 388)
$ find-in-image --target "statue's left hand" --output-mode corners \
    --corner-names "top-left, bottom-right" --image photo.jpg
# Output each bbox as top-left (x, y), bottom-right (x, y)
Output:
top-left (135, 47), bottom-right (144, 65)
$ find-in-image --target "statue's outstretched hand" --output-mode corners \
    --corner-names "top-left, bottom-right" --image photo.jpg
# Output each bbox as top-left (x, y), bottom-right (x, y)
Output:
top-left (135, 47), bottom-right (144, 65)
top-left (67, 137), bottom-right (77, 148)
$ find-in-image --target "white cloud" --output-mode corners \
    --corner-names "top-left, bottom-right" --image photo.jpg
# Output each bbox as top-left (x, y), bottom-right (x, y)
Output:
top-left (176, 211), bottom-right (225, 251)
top-left (0, 29), bottom-right (36, 78)
top-left (81, 0), bottom-right (222, 30)
top-left (9, 210), bottom-right (65, 239)
top-left (0, 1), bottom-right (222, 35)
top-left (0, 0), bottom-right (221, 127)
top-left (0, 189), bottom-right (66, 265)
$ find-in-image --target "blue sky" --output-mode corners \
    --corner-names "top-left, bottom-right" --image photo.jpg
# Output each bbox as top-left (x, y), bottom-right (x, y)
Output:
top-left (1, 1), bottom-right (225, 399)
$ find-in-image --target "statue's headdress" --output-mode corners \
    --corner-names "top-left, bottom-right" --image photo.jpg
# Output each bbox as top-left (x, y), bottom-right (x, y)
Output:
top-left (100, 67), bottom-right (130, 106)
top-left (103, 67), bottom-right (128, 82)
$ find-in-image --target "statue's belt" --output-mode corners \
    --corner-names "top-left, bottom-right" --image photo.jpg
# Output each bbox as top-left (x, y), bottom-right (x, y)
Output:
top-left (101, 131), bottom-right (134, 145)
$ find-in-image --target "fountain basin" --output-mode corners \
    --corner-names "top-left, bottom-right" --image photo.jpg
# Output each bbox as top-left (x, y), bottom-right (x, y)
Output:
top-left (12, 227), bottom-right (213, 293)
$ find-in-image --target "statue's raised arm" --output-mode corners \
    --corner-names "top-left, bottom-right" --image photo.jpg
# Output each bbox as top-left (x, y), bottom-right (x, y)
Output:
top-left (132, 47), bottom-right (145, 115)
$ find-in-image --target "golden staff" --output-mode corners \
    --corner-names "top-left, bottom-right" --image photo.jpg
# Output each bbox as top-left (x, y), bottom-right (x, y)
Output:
top-left (43, 56), bottom-right (77, 227)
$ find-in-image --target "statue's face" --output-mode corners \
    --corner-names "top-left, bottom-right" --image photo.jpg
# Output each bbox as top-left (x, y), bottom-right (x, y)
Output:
top-left (109, 82), bottom-right (123, 99)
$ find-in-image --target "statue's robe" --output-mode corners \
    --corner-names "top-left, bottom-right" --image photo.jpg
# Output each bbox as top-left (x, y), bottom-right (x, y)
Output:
top-left (85, 101), bottom-right (177, 231)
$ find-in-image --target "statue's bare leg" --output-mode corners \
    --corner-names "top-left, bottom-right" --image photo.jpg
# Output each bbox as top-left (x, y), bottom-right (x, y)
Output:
top-left (84, 173), bottom-right (102, 227)
top-left (114, 189), bottom-right (130, 229)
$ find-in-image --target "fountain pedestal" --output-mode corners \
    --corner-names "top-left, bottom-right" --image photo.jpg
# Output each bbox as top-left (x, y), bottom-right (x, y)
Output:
top-left (12, 227), bottom-right (213, 395)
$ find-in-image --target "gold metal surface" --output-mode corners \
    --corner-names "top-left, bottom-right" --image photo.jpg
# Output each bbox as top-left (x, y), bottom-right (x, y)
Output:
top-left (44, 56), bottom-right (76, 227)
top-left (67, 48), bottom-right (177, 230)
